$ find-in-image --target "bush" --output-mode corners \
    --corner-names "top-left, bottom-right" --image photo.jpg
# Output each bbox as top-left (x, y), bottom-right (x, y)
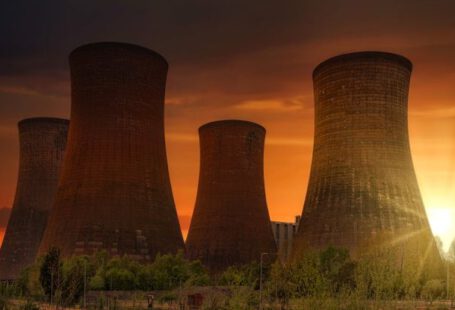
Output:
top-left (105, 268), bottom-right (137, 290)
top-left (149, 252), bottom-right (209, 290)
top-left (219, 262), bottom-right (260, 288)
top-left (421, 279), bottom-right (444, 302)
top-left (227, 286), bottom-right (258, 310)
top-left (61, 256), bottom-right (91, 305)
top-left (17, 263), bottom-right (44, 299)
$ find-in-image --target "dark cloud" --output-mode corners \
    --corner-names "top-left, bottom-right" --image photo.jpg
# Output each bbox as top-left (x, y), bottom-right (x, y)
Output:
top-left (0, 0), bottom-right (454, 220)
top-left (2, 0), bottom-right (454, 75)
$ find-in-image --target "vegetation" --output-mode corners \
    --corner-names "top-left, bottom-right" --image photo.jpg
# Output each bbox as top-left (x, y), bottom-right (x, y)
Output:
top-left (0, 246), bottom-right (451, 308)
top-left (14, 250), bottom-right (209, 306)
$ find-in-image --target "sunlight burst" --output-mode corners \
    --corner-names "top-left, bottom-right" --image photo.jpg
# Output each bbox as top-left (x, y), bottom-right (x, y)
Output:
top-left (427, 207), bottom-right (455, 252)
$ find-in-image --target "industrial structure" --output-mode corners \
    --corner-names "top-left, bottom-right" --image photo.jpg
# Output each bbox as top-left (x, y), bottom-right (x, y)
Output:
top-left (294, 52), bottom-right (440, 262)
top-left (38, 42), bottom-right (184, 260)
top-left (0, 118), bottom-right (68, 280)
top-left (271, 216), bottom-right (300, 262)
top-left (186, 120), bottom-right (277, 271)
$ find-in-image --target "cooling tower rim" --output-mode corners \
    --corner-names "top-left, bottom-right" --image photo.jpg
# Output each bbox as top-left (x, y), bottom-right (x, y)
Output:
top-left (18, 117), bottom-right (69, 127)
top-left (313, 51), bottom-right (413, 78)
top-left (199, 119), bottom-right (266, 133)
top-left (69, 42), bottom-right (168, 67)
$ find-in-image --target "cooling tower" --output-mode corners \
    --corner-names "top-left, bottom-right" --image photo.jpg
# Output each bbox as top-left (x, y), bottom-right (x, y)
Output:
top-left (186, 120), bottom-right (277, 271)
top-left (38, 42), bottom-right (184, 260)
top-left (0, 118), bottom-right (68, 280)
top-left (294, 52), bottom-right (439, 261)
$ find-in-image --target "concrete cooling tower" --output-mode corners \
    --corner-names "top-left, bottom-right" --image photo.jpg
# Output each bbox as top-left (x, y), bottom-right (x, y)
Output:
top-left (38, 42), bottom-right (184, 260)
top-left (0, 118), bottom-right (68, 280)
top-left (186, 120), bottom-right (277, 271)
top-left (294, 52), bottom-right (440, 262)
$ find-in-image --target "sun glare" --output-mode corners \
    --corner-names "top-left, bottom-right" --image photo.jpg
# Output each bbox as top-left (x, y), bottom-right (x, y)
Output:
top-left (427, 207), bottom-right (455, 252)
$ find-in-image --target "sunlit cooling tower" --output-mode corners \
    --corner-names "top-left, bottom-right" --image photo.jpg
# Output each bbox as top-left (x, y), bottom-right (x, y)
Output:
top-left (294, 52), bottom-right (440, 262)
top-left (38, 42), bottom-right (184, 260)
top-left (186, 120), bottom-right (277, 271)
top-left (0, 118), bottom-right (68, 280)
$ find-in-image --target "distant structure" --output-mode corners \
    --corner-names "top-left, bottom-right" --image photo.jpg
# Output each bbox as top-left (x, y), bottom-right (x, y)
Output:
top-left (294, 52), bottom-right (440, 262)
top-left (39, 42), bottom-right (184, 260)
top-left (271, 216), bottom-right (300, 262)
top-left (186, 120), bottom-right (277, 271)
top-left (0, 118), bottom-right (68, 280)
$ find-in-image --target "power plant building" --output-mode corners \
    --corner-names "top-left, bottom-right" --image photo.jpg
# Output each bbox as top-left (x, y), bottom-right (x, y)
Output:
top-left (0, 118), bottom-right (68, 280)
top-left (294, 52), bottom-right (440, 262)
top-left (38, 42), bottom-right (184, 260)
top-left (186, 120), bottom-right (277, 271)
top-left (271, 216), bottom-right (300, 262)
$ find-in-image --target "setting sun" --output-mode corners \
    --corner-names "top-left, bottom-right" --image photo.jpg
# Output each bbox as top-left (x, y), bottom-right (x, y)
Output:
top-left (427, 206), bottom-right (455, 252)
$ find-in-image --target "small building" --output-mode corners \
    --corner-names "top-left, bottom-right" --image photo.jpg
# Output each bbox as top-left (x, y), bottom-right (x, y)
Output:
top-left (271, 216), bottom-right (300, 262)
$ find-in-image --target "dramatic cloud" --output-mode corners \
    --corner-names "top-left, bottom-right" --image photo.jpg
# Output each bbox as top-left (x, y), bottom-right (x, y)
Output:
top-left (1, 0), bottom-right (454, 241)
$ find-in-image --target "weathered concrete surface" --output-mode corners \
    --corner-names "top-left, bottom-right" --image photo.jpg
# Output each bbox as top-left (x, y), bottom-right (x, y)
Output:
top-left (39, 42), bottom-right (184, 260)
top-left (0, 118), bottom-right (68, 280)
top-left (186, 120), bottom-right (277, 271)
top-left (294, 52), bottom-right (440, 264)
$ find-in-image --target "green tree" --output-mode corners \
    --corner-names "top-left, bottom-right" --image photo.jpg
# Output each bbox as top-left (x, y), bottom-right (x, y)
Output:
top-left (186, 260), bottom-right (210, 286)
top-left (265, 261), bottom-right (295, 307)
top-left (219, 262), bottom-right (260, 288)
top-left (17, 262), bottom-right (44, 299)
top-left (103, 256), bottom-right (141, 290)
top-left (61, 255), bottom-right (92, 305)
top-left (319, 247), bottom-right (356, 294)
top-left (105, 268), bottom-right (137, 290)
top-left (292, 251), bottom-right (327, 297)
top-left (150, 251), bottom-right (203, 290)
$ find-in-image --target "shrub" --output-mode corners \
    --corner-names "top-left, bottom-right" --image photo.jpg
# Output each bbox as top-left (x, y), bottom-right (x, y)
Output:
top-left (421, 279), bottom-right (444, 302)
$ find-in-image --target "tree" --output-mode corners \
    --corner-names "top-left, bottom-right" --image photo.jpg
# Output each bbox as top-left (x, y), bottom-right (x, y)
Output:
top-left (265, 261), bottom-right (295, 308)
top-left (319, 247), bottom-right (356, 294)
top-left (17, 262), bottom-right (44, 299)
top-left (61, 255), bottom-right (92, 305)
top-left (103, 256), bottom-right (141, 290)
top-left (186, 260), bottom-right (210, 287)
top-left (292, 251), bottom-right (327, 297)
top-left (39, 247), bottom-right (62, 302)
top-left (219, 262), bottom-right (260, 288)
top-left (150, 251), bottom-right (208, 290)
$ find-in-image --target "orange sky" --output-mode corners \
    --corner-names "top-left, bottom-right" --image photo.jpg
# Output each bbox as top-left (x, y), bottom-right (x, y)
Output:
top-left (0, 0), bottom-right (455, 249)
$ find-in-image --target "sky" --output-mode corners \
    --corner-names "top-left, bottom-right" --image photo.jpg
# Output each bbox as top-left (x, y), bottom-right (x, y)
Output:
top-left (1, 0), bottom-right (455, 250)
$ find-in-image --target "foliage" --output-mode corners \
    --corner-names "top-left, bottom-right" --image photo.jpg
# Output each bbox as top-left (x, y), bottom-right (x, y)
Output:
top-left (292, 251), bottom-right (327, 297)
top-left (219, 262), bottom-right (260, 288)
top-left (289, 247), bottom-right (357, 298)
top-left (61, 255), bottom-right (92, 305)
top-left (150, 251), bottom-right (204, 290)
top-left (0, 281), bottom-right (22, 299)
top-left (16, 245), bottom-right (447, 307)
top-left (39, 247), bottom-right (62, 302)
top-left (319, 247), bottom-right (356, 294)
top-left (17, 262), bottom-right (44, 299)
top-left (226, 286), bottom-right (258, 310)
top-left (421, 279), bottom-right (444, 302)
top-left (353, 245), bottom-right (444, 301)
top-left (264, 261), bottom-right (295, 306)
